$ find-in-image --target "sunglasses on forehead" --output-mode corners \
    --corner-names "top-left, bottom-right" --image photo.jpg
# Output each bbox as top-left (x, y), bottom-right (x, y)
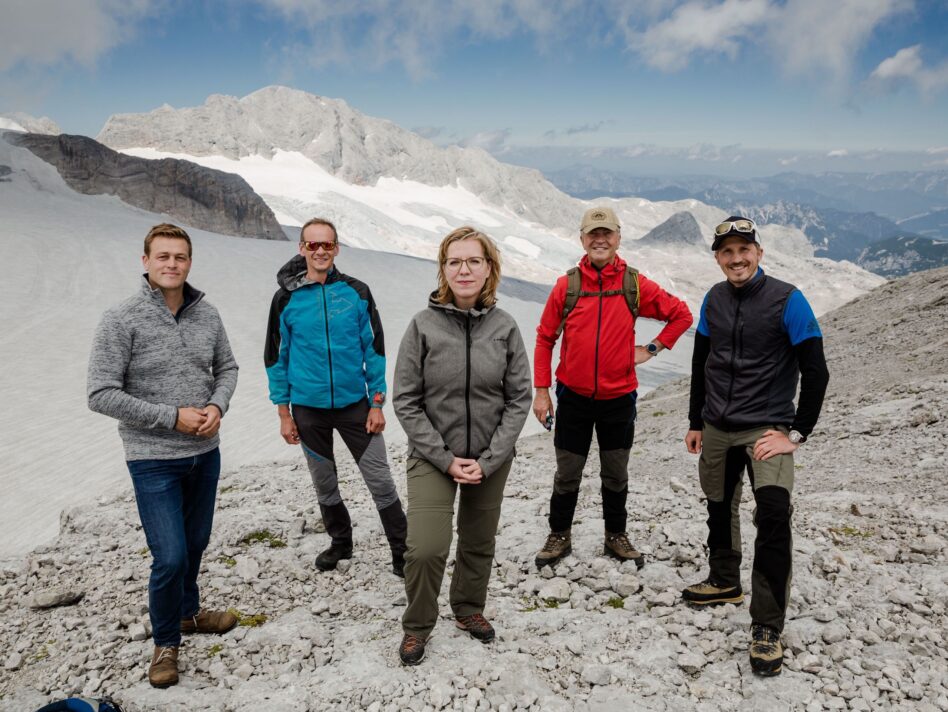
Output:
top-left (714, 219), bottom-right (757, 236)
top-left (301, 240), bottom-right (337, 252)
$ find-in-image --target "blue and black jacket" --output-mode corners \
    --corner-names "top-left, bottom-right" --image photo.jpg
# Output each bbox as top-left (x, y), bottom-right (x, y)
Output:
top-left (265, 255), bottom-right (386, 410)
top-left (688, 268), bottom-right (829, 436)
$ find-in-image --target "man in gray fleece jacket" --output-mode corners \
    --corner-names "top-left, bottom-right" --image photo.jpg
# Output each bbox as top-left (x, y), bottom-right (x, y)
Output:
top-left (87, 223), bottom-right (239, 689)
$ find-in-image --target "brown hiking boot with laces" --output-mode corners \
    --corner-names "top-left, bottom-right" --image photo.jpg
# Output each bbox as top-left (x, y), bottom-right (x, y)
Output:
top-left (455, 613), bottom-right (495, 643)
top-left (604, 531), bottom-right (645, 568)
top-left (399, 633), bottom-right (429, 666)
top-left (180, 608), bottom-right (238, 634)
top-left (535, 530), bottom-right (572, 569)
top-left (148, 645), bottom-right (179, 688)
top-left (750, 623), bottom-right (783, 676)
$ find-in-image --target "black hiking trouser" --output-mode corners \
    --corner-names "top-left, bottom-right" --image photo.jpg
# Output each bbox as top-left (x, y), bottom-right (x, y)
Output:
top-left (548, 384), bottom-right (637, 533)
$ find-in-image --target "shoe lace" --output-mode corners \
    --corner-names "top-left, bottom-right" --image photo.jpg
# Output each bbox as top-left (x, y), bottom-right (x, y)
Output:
top-left (155, 646), bottom-right (176, 664)
top-left (541, 533), bottom-right (566, 553)
top-left (401, 634), bottom-right (425, 654)
top-left (609, 532), bottom-right (634, 550)
top-left (460, 613), bottom-right (488, 629)
top-left (752, 625), bottom-right (778, 651)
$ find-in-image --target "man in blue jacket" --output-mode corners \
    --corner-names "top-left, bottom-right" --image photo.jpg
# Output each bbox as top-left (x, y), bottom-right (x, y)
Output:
top-left (683, 216), bottom-right (829, 677)
top-left (265, 217), bottom-right (407, 577)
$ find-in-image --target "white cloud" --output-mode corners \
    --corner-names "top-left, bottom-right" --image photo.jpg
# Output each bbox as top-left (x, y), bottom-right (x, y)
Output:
top-left (926, 146), bottom-right (948, 155)
top-left (779, 156), bottom-right (799, 166)
top-left (257, 0), bottom-right (585, 78)
top-left (827, 149), bottom-right (849, 157)
top-left (0, 0), bottom-right (163, 72)
top-left (766, 0), bottom-right (913, 88)
top-left (459, 128), bottom-right (512, 153)
top-left (629, 0), bottom-right (772, 72)
top-left (868, 45), bottom-right (948, 96)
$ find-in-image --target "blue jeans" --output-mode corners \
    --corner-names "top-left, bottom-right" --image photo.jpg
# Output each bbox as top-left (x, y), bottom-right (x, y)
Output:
top-left (127, 448), bottom-right (221, 647)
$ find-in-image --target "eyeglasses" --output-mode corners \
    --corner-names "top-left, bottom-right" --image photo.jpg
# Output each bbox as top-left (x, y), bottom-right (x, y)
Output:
top-left (443, 257), bottom-right (489, 272)
top-left (714, 219), bottom-right (757, 236)
top-left (301, 240), bottom-right (337, 252)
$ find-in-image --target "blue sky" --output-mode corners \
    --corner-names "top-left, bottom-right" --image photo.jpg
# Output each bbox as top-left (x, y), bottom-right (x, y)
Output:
top-left (2, 0), bottom-right (947, 176)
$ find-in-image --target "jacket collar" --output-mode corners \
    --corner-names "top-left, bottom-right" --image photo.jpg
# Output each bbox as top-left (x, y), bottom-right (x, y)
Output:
top-left (578, 253), bottom-right (627, 280)
top-left (427, 291), bottom-right (495, 318)
top-left (727, 267), bottom-right (766, 298)
top-left (139, 275), bottom-right (203, 314)
top-left (277, 254), bottom-right (339, 291)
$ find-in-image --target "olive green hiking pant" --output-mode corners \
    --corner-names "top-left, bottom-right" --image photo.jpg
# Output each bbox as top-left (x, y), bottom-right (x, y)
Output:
top-left (402, 457), bottom-right (511, 638)
top-left (699, 422), bottom-right (794, 632)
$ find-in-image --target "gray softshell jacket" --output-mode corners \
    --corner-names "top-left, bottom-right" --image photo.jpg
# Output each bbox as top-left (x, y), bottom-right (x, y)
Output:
top-left (393, 295), bottom-right (532, 477)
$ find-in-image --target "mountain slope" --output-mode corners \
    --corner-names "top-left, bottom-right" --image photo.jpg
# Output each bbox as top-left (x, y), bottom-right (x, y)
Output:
top-left (10, 132), bottom-right (284, 240)
top-left (95, 86), bottom-right (885, 313)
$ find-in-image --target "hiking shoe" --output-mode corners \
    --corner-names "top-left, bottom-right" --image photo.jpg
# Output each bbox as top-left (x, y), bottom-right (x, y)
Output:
top-left (603, 531), bottom-right (645, 569)
top-left (455, 613), bottom-right (495, 643)
top-left (315, 542), bottom-right (353, 571)
top-left (750, 624), bottom-right (783, 676)
top-left (392, 553), bottom-right (405, 579)
top-left (181, 608), bottom-right (238, 634)
top-left (148, 645), bottom-right (179, 688)
top-left (399, 633), bottom-right (428, 666)
top-left (681, 578), bottom-right (744, 606)
top-left (535, 530), bottom-right (571, 569)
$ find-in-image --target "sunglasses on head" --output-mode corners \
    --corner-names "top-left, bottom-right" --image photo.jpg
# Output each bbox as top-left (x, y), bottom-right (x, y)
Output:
top-left (714, 219), bottom-right (757, 236)
top-left (301, 240), bottom-right (337, 252)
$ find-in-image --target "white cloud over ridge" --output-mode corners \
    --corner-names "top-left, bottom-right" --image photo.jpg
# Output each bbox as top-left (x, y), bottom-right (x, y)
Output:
top-left (0, 0), bottom-right (162, 72)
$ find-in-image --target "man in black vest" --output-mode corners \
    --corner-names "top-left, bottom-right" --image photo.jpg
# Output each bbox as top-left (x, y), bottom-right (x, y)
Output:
top-left (682, 216), bottom-right (829, 676)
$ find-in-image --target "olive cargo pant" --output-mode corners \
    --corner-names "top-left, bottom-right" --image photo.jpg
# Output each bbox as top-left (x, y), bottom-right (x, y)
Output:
top-left (402, 457), bottom-right (511, 638)
top-left (699, 422), bottom-right (795, 632)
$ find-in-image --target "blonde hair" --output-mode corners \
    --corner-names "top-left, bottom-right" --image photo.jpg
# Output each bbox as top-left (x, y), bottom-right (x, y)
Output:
top-left (436, 226), bottom-right (502, 308)
top-left (144, 223), bottom-right (192, 256)
top-left (299, 217), bottom-right (338, 243)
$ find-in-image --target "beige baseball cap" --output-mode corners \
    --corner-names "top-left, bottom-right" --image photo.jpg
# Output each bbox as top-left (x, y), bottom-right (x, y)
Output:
top-left (581, 206), bottom-right (620, 234)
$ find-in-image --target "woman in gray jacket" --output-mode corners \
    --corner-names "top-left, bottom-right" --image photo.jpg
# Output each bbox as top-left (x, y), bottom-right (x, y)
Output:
top-left (394, 226), bottom-right (532, 665)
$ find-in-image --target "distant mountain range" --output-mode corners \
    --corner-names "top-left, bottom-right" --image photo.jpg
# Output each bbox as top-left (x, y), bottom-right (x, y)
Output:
top-left (547, 166), bottom-right (948, 276)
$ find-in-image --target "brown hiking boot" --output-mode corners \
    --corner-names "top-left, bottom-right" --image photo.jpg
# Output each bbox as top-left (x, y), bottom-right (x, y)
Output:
top-left (682, 577), bottom-right (744, 606)
top-left (399, 633), bottom-right (429, 666)
top-left (148, 645), bottom-right (179, 688)
top-left (180, 608), bottom-right (238, 634)
top-left (750, 624), bottom-right (783, 676)
top-left (604, 531), bottom-right (645, 569)
top-left (535, 530), bottom-right (572, 569)
top-left (455, 613), bottom-right (495, 643)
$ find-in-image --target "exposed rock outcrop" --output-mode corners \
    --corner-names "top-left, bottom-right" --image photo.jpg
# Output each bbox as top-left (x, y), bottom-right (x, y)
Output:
top-left (9, 133), bottom-right (285, 240)
top-left (635, 211), bottom-right (706, 248)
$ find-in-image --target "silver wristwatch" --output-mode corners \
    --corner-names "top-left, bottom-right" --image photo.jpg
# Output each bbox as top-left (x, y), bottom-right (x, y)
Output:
top-left (788, 430), bottom-right (806, 444)
top-left (646, 342), bottom-right (659, 355)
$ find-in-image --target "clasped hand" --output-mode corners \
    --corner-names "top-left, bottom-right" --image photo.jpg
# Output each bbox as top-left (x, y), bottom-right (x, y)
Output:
top-left (447, 457), bottom-right (483, 485)
top-left (175, 405), bottom-right (221, 438)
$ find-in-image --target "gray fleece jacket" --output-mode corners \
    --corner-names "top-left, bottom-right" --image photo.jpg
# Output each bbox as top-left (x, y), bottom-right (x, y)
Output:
top-left (393, 295), bottom-right (532, 476)
top-left (87, 276), bottom-right (239, 460)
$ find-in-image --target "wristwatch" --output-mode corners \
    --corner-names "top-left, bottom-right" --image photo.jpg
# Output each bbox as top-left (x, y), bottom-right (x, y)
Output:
top-left (788, 430), bottom-right (806, 444)
top-left (646, 342), bottom-right (660, 355)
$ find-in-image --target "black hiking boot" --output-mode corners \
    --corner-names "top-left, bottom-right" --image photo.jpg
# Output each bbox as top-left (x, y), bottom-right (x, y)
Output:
top-left (316, 502), bottom-right (353, 571)
top-left (399, 633), bottom-right (429, 666)
top-left (379, 499), bottom-right (408, 578)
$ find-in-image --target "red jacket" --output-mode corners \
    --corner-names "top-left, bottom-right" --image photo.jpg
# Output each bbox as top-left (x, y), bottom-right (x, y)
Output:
top-left (534, 255), bottom-right (693, 399)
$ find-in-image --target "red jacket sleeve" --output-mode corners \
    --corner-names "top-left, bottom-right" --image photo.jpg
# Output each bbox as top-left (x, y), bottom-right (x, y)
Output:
top-left (534, 277), bottom-right (567, 389)
top-left (637, 274), bottom-right (694, 349)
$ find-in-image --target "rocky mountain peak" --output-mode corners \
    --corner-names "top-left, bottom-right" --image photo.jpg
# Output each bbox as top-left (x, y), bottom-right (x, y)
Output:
top-left (636, 211), bottom-right (706, 247)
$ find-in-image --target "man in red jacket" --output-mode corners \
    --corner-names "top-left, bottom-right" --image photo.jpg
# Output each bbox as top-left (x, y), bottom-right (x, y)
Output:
top-left (533, 206), bottom-right (693, 569)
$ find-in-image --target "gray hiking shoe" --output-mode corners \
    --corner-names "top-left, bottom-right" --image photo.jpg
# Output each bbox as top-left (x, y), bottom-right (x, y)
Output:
top-left (681, 577), bottom-right (744, 606)
top-left (535, 530), bottom-right (572, 569)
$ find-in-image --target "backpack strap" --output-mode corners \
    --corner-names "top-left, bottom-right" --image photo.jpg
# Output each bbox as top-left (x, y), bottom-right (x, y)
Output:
top-left (555, 267), bottom-right (582, 337)
top-left (556, 265), bottom-right (639, 337)
top-left (624, 266), bottom-right (640, 318)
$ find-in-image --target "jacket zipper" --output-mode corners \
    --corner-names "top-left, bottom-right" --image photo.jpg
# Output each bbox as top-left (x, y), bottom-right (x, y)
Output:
top-left (465, 314), bottom-right (472, 458)
top-left (321, 285), bottom-right (335, 408)
top-left (592, 271), bottom-right (604, 399)
top-left (724, 298), bottom-right (742, 421)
